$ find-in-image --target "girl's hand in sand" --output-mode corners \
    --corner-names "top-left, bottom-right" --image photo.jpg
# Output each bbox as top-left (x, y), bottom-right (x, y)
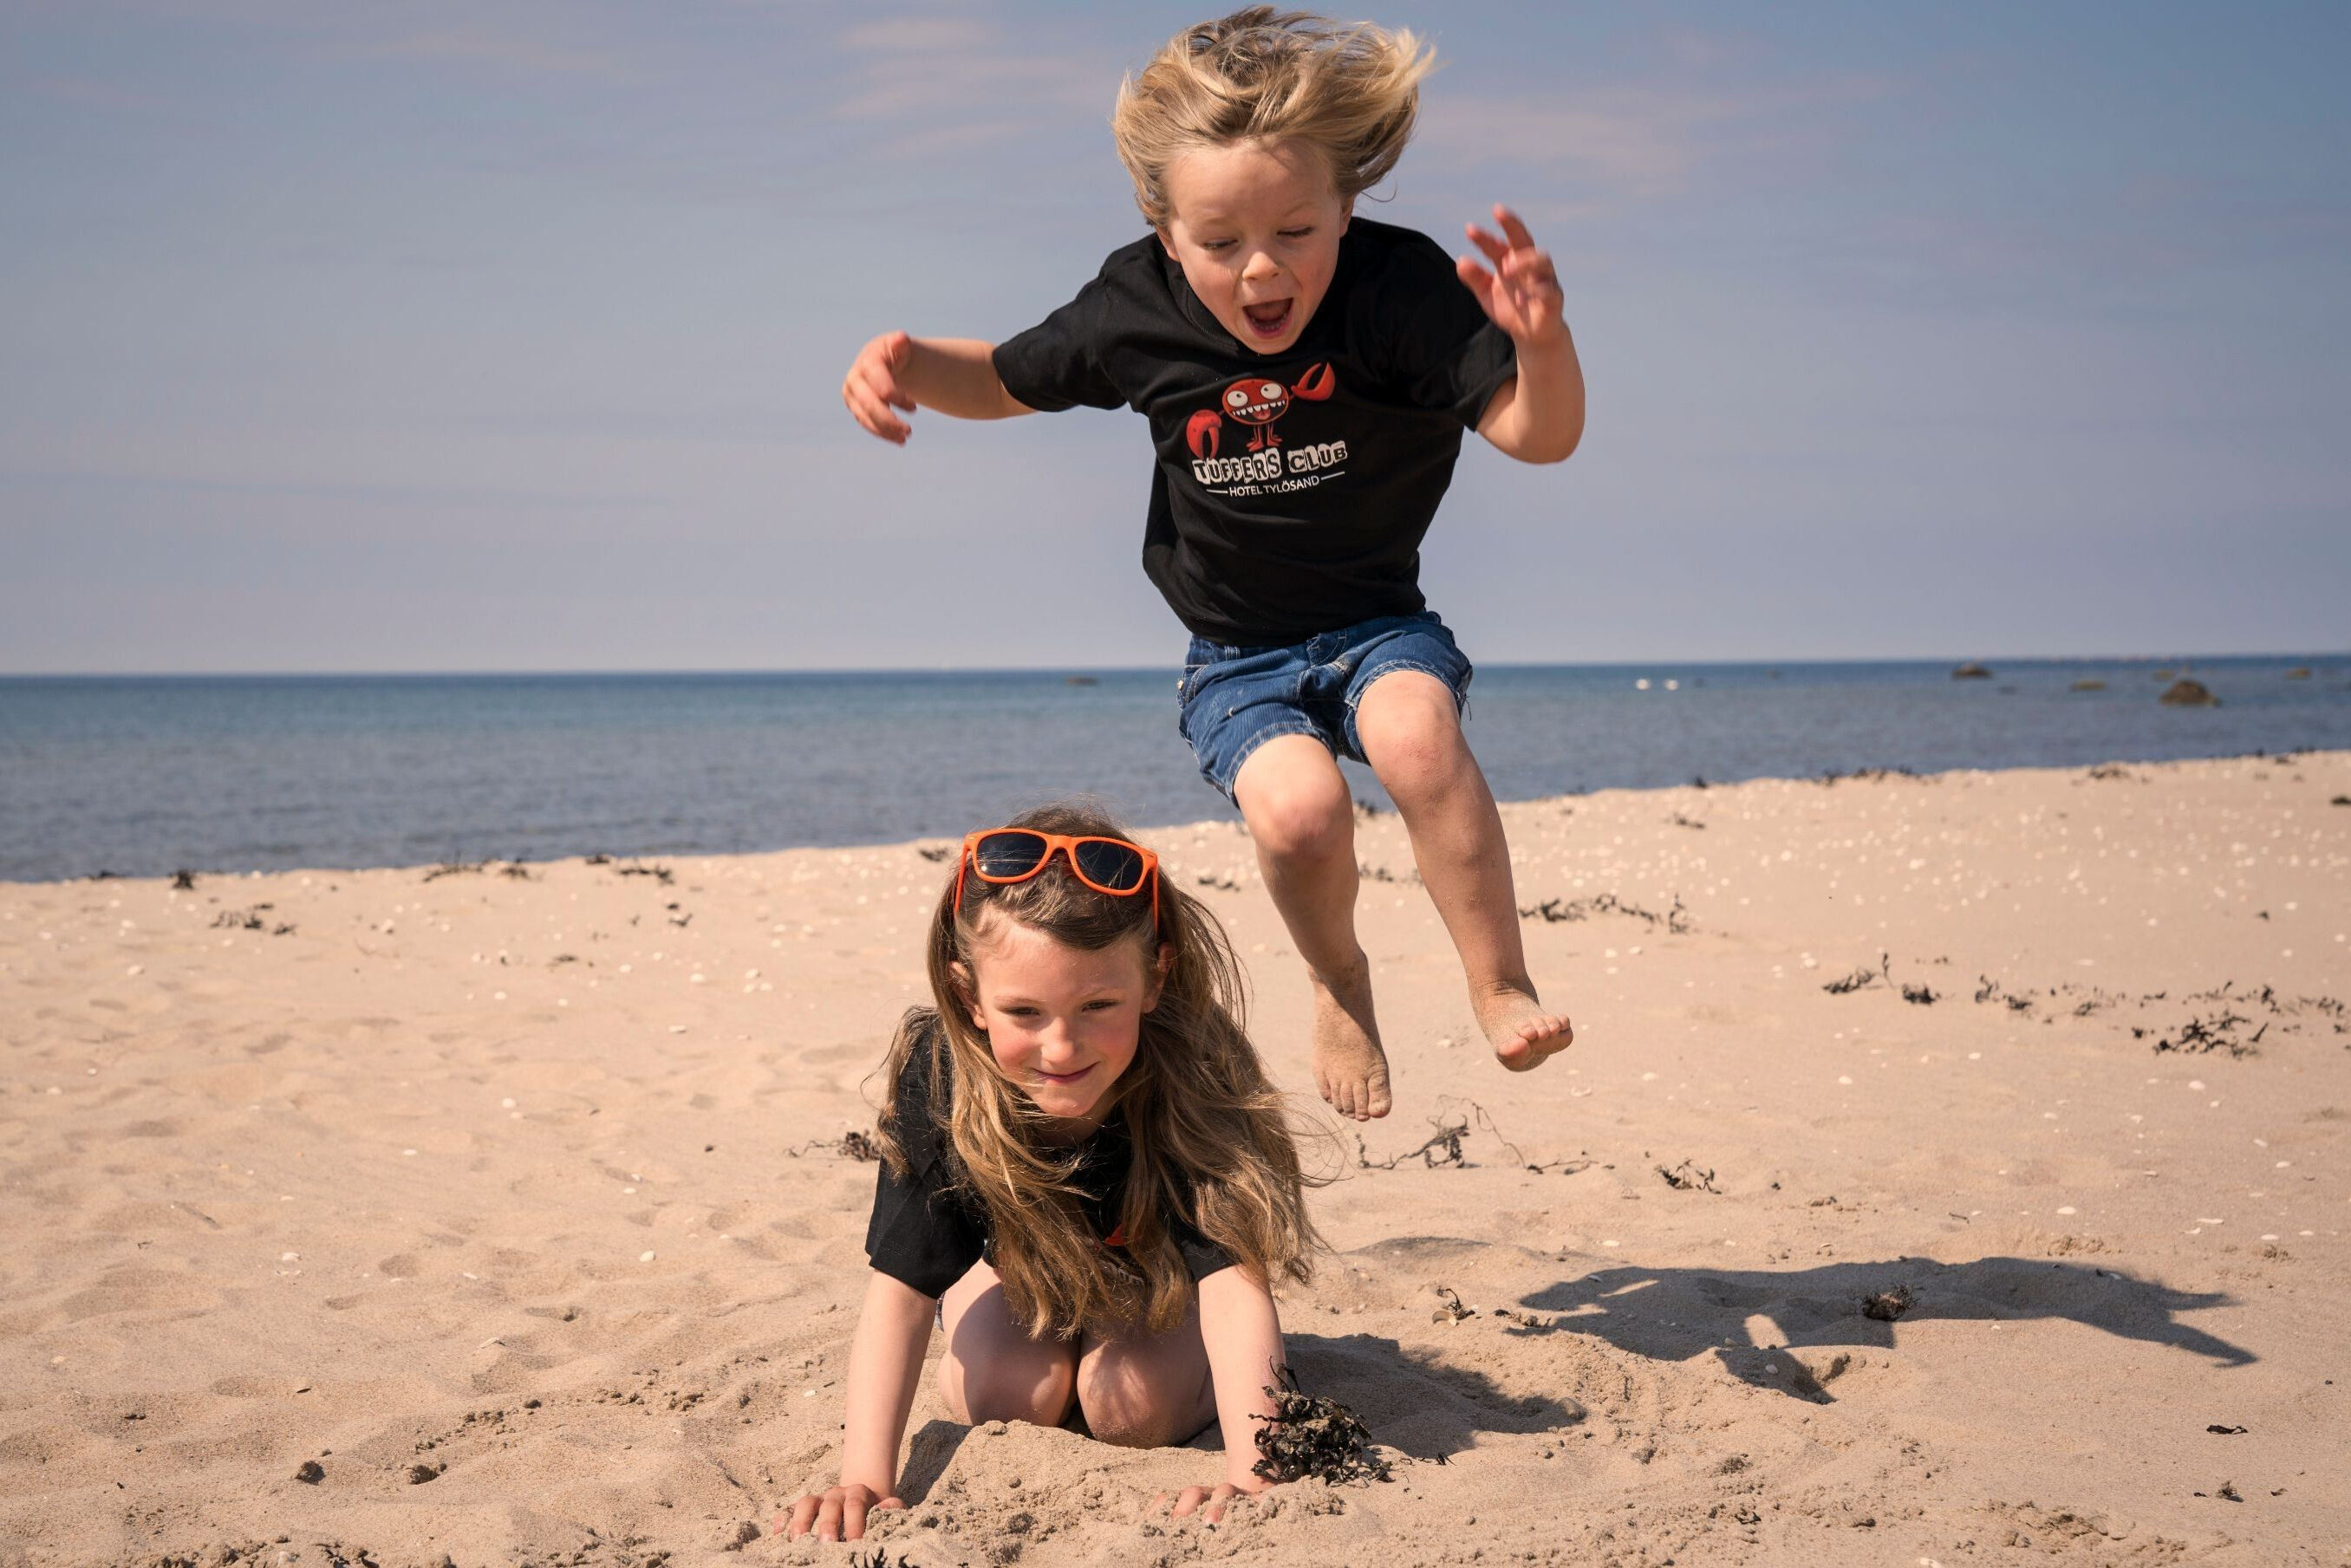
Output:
top-left (782, 1481), bottom-right (902, 1542)
top-left (843, 330), bottom-right (918, 445)
top-left (1457, 205), bottom-right (1566, 353)
top-left (1151, 1475), bottom-right (1267, 1526)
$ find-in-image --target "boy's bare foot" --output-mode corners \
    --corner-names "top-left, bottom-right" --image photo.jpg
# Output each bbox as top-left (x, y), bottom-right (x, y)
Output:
top-left (1474, 982), bottom-right (1573, 1072)
top-left (1310, 956), bottom-right (1391, 1120)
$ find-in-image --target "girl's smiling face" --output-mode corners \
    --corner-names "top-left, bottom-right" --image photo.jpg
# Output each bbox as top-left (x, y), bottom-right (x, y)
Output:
top-left (960, 917), bottom-right (1167, 1137)
top-left (1156, 138), bottom-right (1350, 356)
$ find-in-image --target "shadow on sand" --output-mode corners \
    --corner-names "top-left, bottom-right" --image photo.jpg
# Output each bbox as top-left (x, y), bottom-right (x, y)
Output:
top-left (892, 1328), bottom-right (1579, 1500)
top-left (1515, 1253), bottom-right (2252, 1401)
top-left (889, 1252), bottom-right (2251, 1499)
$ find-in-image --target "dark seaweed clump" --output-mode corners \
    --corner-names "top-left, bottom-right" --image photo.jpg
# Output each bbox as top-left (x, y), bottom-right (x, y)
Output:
top-left (1253, 1369), bottom-right (1391, 1486)
top-left (786, 1129), bottom-right (880, 1161)
top-left (1861, 1284), bottom-right (1915, 1322)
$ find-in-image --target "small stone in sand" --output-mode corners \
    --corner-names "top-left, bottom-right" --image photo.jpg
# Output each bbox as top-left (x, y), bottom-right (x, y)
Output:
top-left (639, 1251), bottom-right (656, 1262)
top-left (294, 1460), bottom-right (324, 1484)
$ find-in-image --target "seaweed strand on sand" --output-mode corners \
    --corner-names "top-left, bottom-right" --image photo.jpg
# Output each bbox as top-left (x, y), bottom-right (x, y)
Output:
top-left (1252, 1368), bottom-right (1391, 1486)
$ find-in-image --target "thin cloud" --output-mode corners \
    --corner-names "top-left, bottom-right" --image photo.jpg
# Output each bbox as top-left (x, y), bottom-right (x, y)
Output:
top-left (1832, 179), bottom-right (2351, 315)
top-left (335, 23), bottom-right (632, 81)
top-left (19, 74), bottom-right (173, 113)
top-left (838, 16), bottom-right (998, 55)
top-left (1421, 72), bottom-right (1895, 199)
top-left (5, 0), bottom-right (630, 78)
top-left (830, 12), bottom-right (1110, 154)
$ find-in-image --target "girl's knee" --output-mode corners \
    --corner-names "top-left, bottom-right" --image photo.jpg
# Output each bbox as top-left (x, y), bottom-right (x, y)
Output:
top-left (1083, 1403), bottom-right (1190, 1449)
top-left (1078, 1381), bottom-right (1208, 1449)
top-left (1075, 1348), bottom-right (1213, 1449)
top-left (941, 1357), bottom-right (1074, 1428)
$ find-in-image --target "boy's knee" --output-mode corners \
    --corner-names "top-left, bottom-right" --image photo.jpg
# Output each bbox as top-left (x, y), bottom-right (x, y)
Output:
top-left (1359, 690), bottom-right (1469, 797)
top-left (1241, 771), bottom-right (1352, 863)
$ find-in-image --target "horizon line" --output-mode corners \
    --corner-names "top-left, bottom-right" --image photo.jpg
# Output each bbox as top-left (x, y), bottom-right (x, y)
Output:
top-left (2, 650), bottom-right (2346, 681)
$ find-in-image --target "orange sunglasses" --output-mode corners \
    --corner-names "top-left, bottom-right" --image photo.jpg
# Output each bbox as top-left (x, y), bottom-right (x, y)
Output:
top-left (954, 829), bottom-right (1162, 933)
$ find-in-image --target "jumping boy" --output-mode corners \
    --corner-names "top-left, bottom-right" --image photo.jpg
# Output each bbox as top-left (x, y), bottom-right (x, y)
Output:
top-left (840, 9), bottom-right (1585, 1120)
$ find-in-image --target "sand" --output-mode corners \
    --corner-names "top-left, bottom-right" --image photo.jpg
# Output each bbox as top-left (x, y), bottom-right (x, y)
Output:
top-left (3, 753), bottom-right (2347, 1567)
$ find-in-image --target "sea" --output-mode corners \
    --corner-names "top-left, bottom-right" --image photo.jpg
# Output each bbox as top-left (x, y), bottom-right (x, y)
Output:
top-left (2, 656), bottom-right (2345, 883)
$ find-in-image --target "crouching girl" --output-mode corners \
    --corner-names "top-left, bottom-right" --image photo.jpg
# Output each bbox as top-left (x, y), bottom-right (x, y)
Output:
top-left (785, 803), bottom-right (1321, 1541)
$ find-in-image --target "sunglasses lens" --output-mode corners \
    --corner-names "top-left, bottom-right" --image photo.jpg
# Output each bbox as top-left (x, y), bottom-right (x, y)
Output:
top-left (973, 830), bottom-right (1051, 880)
top-left (1072, 838), bottom-right (1149, 892)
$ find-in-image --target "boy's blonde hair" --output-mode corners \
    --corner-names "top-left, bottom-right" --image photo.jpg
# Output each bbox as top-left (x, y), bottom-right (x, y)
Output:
top-left (1111, 7), bottom-right (1435, 227)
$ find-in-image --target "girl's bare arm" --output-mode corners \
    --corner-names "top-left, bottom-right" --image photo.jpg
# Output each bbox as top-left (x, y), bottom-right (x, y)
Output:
top-left (1163, 1266), bottom-right (1287, 1520)
top-left (785, 1270), bottom-right (936, 1542)
top-left (843, 332), bottom-right (1035, 445)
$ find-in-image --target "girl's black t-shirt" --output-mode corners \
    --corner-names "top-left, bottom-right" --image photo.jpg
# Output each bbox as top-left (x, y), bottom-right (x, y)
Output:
top-left (863, 1033), bottom-right (1234, 1301)
top-left (992, 217), bottom-right (1518, 648)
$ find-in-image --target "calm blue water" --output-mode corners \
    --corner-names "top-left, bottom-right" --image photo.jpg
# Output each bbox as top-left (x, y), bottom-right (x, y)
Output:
top-left (2, 657), bottom-right (2345, 882)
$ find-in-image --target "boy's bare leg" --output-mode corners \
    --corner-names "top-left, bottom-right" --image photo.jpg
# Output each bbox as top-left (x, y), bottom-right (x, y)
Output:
top-left (1231, 735), bottom-right (1392, 1120)
top-left (1353, 672), bottom-right (1573, 1071)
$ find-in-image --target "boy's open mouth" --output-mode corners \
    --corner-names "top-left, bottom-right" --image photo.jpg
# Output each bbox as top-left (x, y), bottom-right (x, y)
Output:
top-left (1241, 299), bottom-right (1293, 339)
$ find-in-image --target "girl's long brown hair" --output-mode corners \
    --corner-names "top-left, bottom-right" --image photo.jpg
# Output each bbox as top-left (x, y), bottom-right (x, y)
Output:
top-left (876, 802), bottom-right (1322, 1337)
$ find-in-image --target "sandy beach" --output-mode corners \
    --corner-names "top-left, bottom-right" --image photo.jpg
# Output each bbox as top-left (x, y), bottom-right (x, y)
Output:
top-left (3, 752), bottom-right (2347, 1567)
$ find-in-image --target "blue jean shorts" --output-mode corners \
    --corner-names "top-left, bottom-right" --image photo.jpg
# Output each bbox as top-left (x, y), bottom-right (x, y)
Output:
top-left (1176, 610), bottom-right (1475, 803)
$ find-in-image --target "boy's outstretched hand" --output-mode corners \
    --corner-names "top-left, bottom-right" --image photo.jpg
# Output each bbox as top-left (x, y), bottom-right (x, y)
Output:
top-left (843, 330), bottom-right (918, 446)
top-left (1457, 205), bottom-right (1566, 352)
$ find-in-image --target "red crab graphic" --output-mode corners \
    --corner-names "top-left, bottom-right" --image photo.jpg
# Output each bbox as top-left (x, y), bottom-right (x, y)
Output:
top-left (1185, 363), bottom-right (1335, 457)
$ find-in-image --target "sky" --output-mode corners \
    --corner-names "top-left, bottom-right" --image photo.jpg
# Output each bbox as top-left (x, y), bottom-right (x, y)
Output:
top-left (3, 1), bottom-right (2347, 673)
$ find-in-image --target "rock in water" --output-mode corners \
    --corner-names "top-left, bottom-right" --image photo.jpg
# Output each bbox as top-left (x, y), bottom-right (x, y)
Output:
top-left (2160, 679), bottom-right (2218, 706)
top-left (1951, 661), bottom-right (1992, 680)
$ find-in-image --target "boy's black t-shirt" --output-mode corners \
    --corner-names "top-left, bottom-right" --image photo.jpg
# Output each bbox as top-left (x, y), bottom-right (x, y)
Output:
top-left (992, 217), bottom-right (1517, 647)
top-left (863, 1029), bottom-right (1234, 1301)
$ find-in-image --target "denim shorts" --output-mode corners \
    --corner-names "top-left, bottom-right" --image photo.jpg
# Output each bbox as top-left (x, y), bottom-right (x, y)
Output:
top-left (1176, 610), bottom-right (1474, 803)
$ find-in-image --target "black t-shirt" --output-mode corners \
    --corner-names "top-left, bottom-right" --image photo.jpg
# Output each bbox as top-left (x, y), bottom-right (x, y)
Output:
top-left (993, 218), bottom-right (1517, 647)
top-left (863, 1029), bottom-right (1234, 1300)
